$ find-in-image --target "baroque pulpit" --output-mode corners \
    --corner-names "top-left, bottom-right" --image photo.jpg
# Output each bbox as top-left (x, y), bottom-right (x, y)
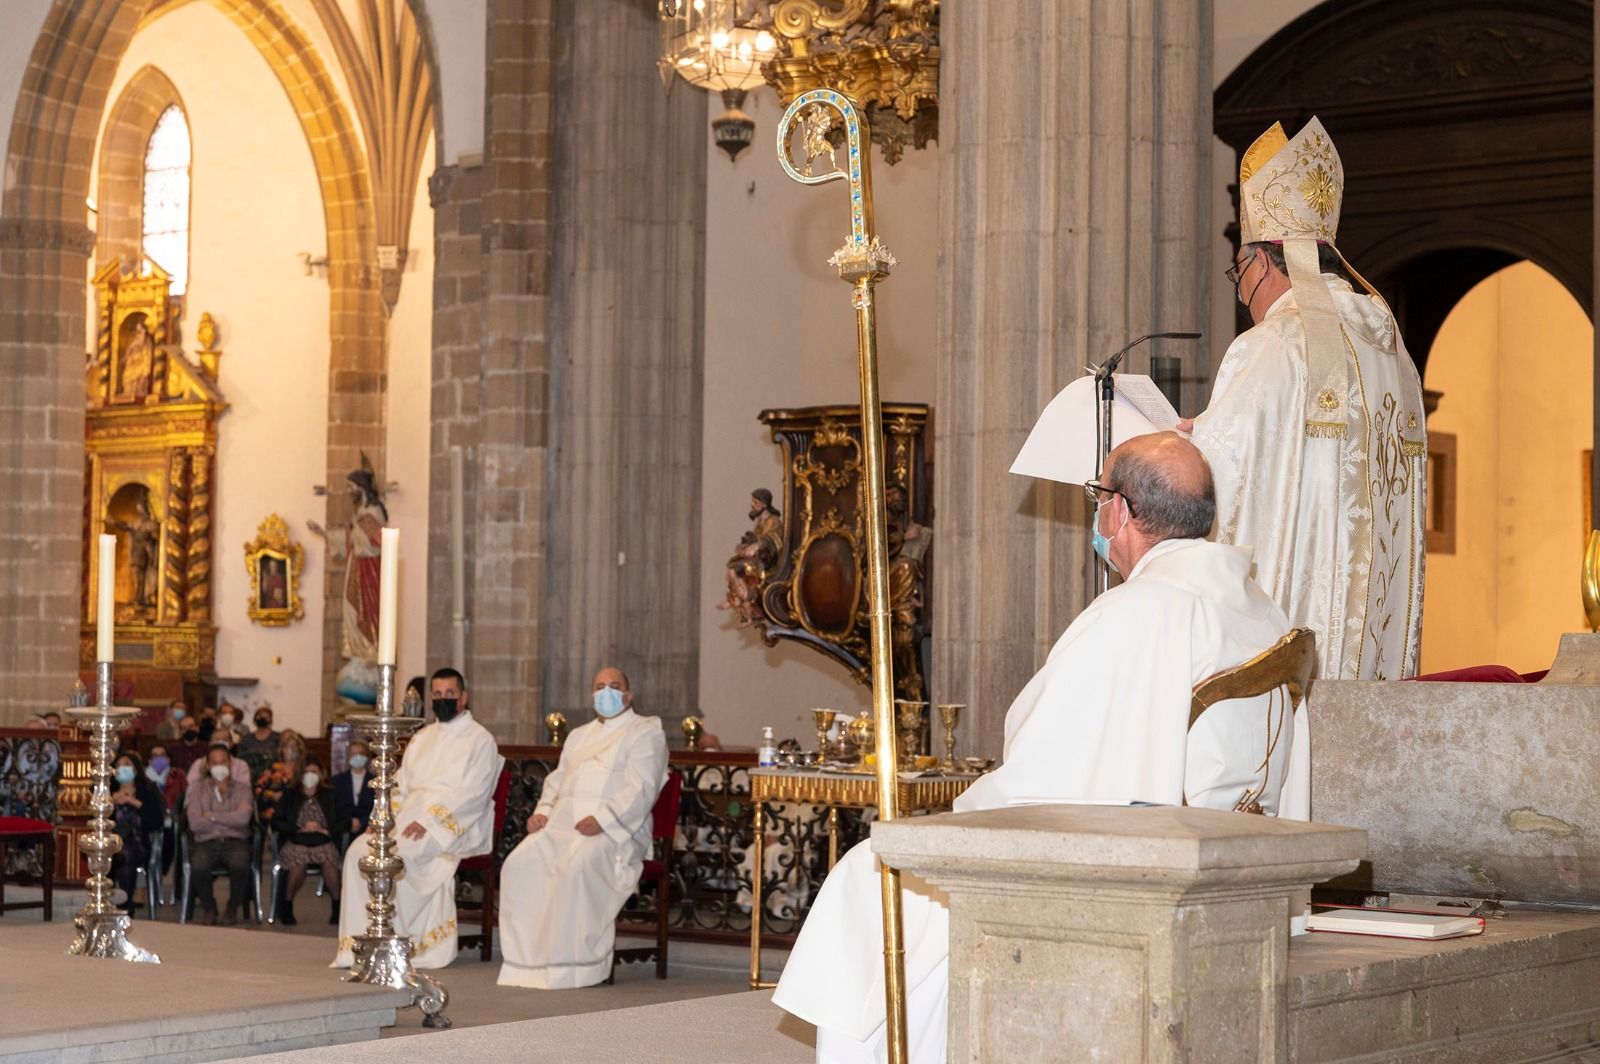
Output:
top-left (723, 404), bottom-right (932, 705)
top-left (81, 259), bottom-right (226, 688)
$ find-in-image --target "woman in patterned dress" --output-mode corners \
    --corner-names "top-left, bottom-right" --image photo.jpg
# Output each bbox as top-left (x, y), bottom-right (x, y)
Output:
top-left (270, 753), bottom-right (342, 925)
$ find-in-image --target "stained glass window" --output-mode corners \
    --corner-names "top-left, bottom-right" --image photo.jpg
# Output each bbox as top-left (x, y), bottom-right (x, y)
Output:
top-left (142, 106), bottom-right (190, 295)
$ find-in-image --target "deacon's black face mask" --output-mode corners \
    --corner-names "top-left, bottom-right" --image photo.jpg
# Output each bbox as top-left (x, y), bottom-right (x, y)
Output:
top-left (433, 697), bottom-right (459, 722)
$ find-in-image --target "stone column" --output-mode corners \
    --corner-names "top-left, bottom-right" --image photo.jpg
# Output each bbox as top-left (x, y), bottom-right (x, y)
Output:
top-left (873, 805), bottom-right (1364, 1063)
top-left (425, 0), bottom-right (556, 740)
top-left (540, 0), bottom-right (706, 728)
top-left (934, 1), bottom-right (1213, 754)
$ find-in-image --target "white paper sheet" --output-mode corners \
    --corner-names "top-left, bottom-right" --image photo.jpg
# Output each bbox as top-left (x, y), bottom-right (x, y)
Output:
top-left (1009, 373), bottom-right (1179, 485)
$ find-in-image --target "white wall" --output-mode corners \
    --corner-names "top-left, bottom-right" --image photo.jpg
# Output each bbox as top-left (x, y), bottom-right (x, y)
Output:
top-left (696, 87), bottom-right (938, 747)
top-left (98, 4), bottom-right (333, 735)
top-left (385, 139), bottom-right (436, 683)
top-left (0, 0), bottom-right (55, 217)
top-left (417, 0), bottom-right (486, 163)
top-left (1421, 262), bottom-right (1594, 674)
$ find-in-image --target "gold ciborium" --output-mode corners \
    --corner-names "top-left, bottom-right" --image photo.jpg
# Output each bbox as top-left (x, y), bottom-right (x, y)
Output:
top-left (811, 708), bottom-right (837, 755)
top-left (544, 711), bottom-right (568, 746)
top-left (682, 715), bottom-right (705, 750)
top-left (893, 699), bottom-right (927, 770)
top-left (846, 712), bottom-right (874, 764)
top-left (936, 703), bottom-right (964, 773)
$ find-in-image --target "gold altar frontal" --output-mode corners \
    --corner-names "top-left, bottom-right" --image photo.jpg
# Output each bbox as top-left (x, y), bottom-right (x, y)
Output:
top-left (748, 767), bottom-right (974, 989)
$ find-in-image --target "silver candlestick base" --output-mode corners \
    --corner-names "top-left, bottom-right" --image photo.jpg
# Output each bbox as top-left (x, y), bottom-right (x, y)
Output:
top-left (344, 663), bottom-right (450, 1028)
top-left (65, 661), bottom-right (160, 964)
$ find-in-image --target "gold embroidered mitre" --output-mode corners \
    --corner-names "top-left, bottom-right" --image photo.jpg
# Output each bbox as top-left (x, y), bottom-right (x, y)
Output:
top-left (1239, 117), bottom-right (1343, 246)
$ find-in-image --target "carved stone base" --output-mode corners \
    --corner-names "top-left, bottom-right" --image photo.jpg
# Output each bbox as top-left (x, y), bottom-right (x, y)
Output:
top-left (67, 911), bottom-right (161, 964)
top-left (347, 934), bottom-right (450, 1028)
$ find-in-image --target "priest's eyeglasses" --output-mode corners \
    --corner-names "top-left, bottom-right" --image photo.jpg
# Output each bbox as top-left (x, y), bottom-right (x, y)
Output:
top-left (1224, 256), bottom-right (1250, 285)
top-left (1083, 479), bottom-right (1138, 517)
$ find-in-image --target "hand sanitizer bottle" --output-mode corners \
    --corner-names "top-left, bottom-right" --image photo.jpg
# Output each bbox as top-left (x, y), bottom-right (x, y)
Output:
top-left (758, 726), bottom-right (777, 767)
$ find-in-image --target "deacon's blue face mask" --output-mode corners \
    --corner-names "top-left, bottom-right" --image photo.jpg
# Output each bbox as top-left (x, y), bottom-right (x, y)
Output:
top-left (1091, 498), bottom-right (1128, 574)
top-left (593, 686), bottom-right (627, 719)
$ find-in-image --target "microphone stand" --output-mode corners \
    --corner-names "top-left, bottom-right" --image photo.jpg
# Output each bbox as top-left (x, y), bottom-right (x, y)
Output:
top-left (1089, 331), bottom-right (1202, 596)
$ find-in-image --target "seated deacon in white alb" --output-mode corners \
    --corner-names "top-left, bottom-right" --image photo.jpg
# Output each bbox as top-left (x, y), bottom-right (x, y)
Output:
top-left (773, 432), bottom-right (1309, 1064)
top-left (497, 666), bottom-right (668, 989)
top-left (332, 667), bottom-right (502, 970)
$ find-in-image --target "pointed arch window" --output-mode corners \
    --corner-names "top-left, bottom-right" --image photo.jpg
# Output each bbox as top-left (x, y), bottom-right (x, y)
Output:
top-left (142, 105), bottom-right (191, 295)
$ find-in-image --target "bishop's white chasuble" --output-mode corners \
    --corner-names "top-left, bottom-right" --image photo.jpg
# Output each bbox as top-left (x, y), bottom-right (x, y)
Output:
top-left (1192, 279), bottom-right (1427, 680)
top-left (497, 709), bottom-right (668, 989)
top-left (332, 711), bottom-right (503, 970)
top-left (773, 539), bottom-right (1305, 1064)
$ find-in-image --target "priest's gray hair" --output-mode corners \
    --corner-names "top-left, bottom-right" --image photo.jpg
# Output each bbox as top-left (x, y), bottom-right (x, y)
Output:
top-left (1113, 448), bottom-right (1215, 541)
top-left (1248, 240), bottom-right (1355, 285)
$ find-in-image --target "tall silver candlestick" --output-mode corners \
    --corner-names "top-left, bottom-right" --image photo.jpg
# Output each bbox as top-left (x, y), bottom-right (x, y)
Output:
top-left (344, 663), bottom-right (450, 1027)
top-left (65, 660), bottom-right (160, 963)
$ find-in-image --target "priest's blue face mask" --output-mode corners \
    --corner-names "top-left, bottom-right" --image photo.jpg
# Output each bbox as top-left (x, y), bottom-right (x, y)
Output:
top-left (594, 686), bottom-right (627, 718)
top-left (1090, 490), bottom-right (1131, 574)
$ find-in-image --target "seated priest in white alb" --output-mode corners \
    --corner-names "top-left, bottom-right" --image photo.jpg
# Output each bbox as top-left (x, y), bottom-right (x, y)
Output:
top-left (497, 666), bottom-right (669, 989)
top-left (773, 432), bottom-right (1309, 1064)
top-left (332, 667), bottom-right (502, 970)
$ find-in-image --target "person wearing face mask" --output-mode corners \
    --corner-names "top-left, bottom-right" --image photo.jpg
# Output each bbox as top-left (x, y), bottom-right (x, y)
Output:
top-left (185, 744), bottom-right (255, 925)
top-left (146, 742), bottom-right (186, 881)
top-left (271, 754), bottom-right (342, 926)
top-left (332, 667), bottom-right (502, 970)
top-left (235, 705), bottom-right (282, 784)
top-left (212, 703), bottom-right (245, 749)
top-left (497, 666), bottom-right (669, 989)
top-left (775, 433), bottom-right (1306, 1064)
top-left (155, 699), bottom-right (189, 741)
top-left (332, 739), bottom-right (376, 839)
top-left (1177, 118), bottom-right (1426, 682)
top-left (108, 751), bottom-right (164, 916)
top-left (170, 716), bottom-right (208, 773)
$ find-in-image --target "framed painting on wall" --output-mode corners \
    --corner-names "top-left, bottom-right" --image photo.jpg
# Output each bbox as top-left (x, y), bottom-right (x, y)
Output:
top-left (244, 514), bottom-right (304, 626)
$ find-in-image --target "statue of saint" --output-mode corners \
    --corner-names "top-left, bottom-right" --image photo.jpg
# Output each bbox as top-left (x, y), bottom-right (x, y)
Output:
top-left (719, 488), bottom-right (784, 628)
top-left (110, 493), bottom-right (160, 612)
top-left (340, 468), bottom-right (387, 663)
top-left (116, 319), bottom-right (154, 404)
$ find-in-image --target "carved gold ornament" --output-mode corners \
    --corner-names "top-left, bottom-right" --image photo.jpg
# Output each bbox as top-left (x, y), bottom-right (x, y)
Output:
top-left (244, 514), bottom-right (305, 626)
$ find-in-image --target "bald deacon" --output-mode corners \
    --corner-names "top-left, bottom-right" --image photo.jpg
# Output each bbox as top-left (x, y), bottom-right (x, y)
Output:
top-left (497, 666), bottom-right (669, 989)
top-left (333, 667), bottom-right (503, 970)
top-left (774, 433), bottom-right (1309, 1064)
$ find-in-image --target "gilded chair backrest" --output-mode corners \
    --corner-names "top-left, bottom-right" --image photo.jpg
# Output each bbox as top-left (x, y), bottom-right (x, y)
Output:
top-left (1187, 627), bottom-right (1317, 813)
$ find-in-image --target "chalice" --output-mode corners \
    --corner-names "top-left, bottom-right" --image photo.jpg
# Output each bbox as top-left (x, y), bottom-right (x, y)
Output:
top-left (893, 699), bottom-right (928, 770)
top-left (937, 703), bottom-right (965, 773)
top-left (544, 711), bottom-right (568, 746)
top-left (681, 715), bottom-right (704, 750)
top-left (811, 708), bottom-right (836, 758)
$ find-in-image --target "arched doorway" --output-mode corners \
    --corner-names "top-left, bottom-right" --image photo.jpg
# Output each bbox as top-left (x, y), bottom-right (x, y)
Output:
top-left (1420, 261), bottom-right (1594, 673)
top-left (1215, 0), bottom-right (1593, 359)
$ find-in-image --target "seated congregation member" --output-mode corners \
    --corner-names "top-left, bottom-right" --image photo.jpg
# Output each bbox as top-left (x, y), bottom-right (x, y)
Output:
top-left (145, 742), bottom-right (186, 880)
top-left (773, 432), bottom-right (1308, 1064)
top-left (154, 699), bottom-right (188, 741)
top-left (272, 754), bottom-right (341, 925)
top-left (186, 743), bottom-right (256, 925)
top-left (234, 705), bottom-right (282, 784)
top-left (187, 742), bottom-right (250, 787)
top-left (333, 668), bottom-right (502, 970)
top-left (497, 666), bottom-right (668, 989)
top-left (170, 716), bottom-right (208, 773)
top-left (254, 728), bottom-right (308, 823)
top-left (332, 738), bottom-right (376, 839)
top-left (108, 752), bottom-right (164, 916)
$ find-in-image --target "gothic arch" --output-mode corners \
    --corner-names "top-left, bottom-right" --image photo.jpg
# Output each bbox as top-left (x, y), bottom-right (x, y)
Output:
top-left (1215, 0), bottom-right (1593, 367)
top-left (97, 65), bottom-right (189, 270)
top-left (0, 0), bottom-right (415, 718)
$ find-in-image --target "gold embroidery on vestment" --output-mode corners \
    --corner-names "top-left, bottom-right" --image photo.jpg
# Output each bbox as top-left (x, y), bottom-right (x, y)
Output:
top-left (428, 804), bottom-right (465, 838)
top-left (1305, 420), bottom-right (1347, 439)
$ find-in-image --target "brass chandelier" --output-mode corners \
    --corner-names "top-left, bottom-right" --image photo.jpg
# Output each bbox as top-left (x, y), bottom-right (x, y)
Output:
top-left (659, 0), bottom-right (939, 164)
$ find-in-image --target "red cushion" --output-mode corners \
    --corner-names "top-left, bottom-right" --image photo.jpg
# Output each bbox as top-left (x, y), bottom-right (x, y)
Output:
top-left (1408, 664), bottom-right (1527, 684)
top-left (641, 859), bottom-right (666, 880)
top-left (0, 816), bottom-right (52, 835)
top-left (457, 853), bottom-right (492, 872)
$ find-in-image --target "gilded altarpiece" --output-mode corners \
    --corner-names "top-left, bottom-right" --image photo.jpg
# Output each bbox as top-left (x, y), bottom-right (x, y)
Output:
top-left (81, 259), bottom-right (226, 680)
top-left (748, 405), bottom-right (932, 705)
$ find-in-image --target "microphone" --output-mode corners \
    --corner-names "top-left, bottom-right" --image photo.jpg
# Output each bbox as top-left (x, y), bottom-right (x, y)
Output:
top-left (1091, 331), bottom-right (1203, 382)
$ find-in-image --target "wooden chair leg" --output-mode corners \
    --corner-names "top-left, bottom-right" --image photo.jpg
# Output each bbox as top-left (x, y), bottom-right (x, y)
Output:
top-left (0, 840), bottom-right (8, 909)
top-left (480, 865), bottom-right (497, 962)
top-left (42, 834), bottom-right (54, 921)
top-left (655, 870), bottom-right (669, 979)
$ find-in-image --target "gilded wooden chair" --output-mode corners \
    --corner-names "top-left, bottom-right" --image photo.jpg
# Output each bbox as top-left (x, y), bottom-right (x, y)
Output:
top-left (1189, 627), bottom-right (1316, 814)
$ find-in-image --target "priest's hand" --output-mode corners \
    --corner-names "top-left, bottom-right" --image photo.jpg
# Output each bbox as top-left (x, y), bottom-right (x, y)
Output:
top-left (1175, 417), bottom-right (1195, 433)
top-left (526, 812), bottom-right (548, 834)
top-left (575, 816), bottom-right (602, 837)
top-left (400, 820), bottom-right (428, 841)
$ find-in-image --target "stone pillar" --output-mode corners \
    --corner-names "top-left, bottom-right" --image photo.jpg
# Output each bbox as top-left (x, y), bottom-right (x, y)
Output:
top-left (425, 0), bottom-right (556, 740)
top-left (873, 805), bottom-right (1364, 1063)
top-left (540, 0), bottom-right (706, 727)
top-left (934, 1), bottom-right (1213, 754)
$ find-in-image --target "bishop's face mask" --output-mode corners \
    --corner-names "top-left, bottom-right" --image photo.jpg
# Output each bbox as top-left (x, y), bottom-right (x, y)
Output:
top-left (432, 697), bottom-right (460, 723)
top-left (593, 686), bottom-right (627, 719)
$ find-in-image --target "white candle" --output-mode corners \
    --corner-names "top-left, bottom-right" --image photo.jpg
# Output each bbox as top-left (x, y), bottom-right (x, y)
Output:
top-left (377, 526), bottom-right (399, 666)
top-left (96, 534), bottom-right (116, 663)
